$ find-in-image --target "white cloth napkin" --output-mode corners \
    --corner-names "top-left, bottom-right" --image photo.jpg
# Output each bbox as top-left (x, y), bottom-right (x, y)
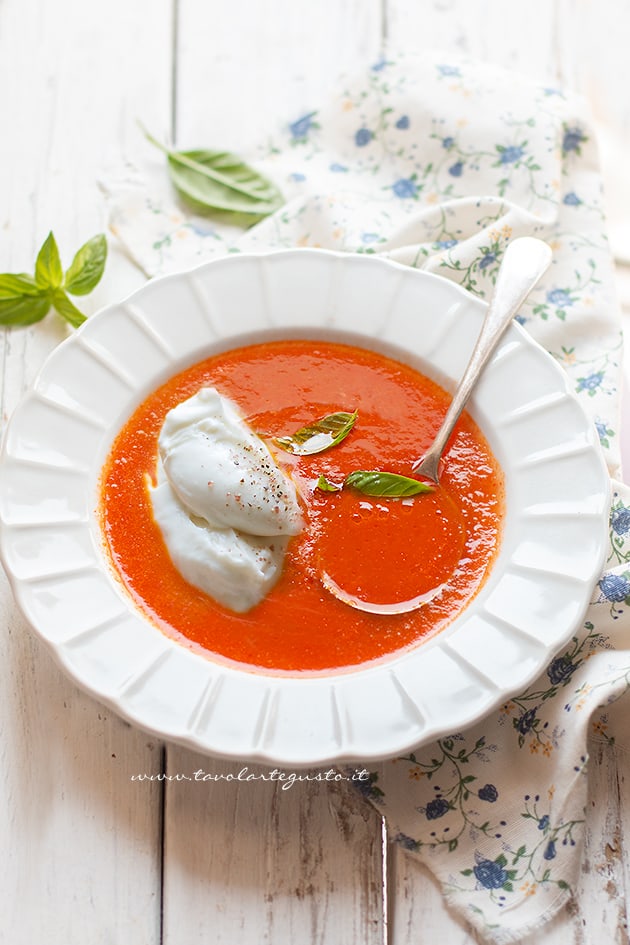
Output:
top-left (103, 52), bottom-right (629, 943)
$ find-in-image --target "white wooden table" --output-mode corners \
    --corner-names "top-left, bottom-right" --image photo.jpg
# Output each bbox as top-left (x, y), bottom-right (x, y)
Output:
top-left (2, 2), bottom-right (630, 941)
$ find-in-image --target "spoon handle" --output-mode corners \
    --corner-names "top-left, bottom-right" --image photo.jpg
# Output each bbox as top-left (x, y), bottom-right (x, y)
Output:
top-left (412, 236), bottom-right (552, 481)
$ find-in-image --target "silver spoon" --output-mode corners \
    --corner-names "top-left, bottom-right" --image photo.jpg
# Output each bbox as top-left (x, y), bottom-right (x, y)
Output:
top-left (321, 236), bottom-right (552, 614)
top-left (412, 236), bottom-right (552, 483)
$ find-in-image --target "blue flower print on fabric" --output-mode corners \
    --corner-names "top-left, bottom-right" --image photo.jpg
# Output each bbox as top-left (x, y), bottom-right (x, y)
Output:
top-left (351, 769), bottom-right (384, 803)
top-left (544, 841), bottom-right (557, 860)
top-left (599, 573), bottom-right (630, 603)
top-left (425, 797), bottom-right (451, 820)
top-left (329, 162), bottom-right (348, 173)
top-left (437, 64), bottom-right (461, 78)
top-left (289, 112), bottom-right (318, 141)
top-left (612, 506), bottom-right (630, 537)
top-left (442, 136), bottom-right (455, 149)
top-left (289, 172), bottom-right (306, 182)
top-left (595, 419), bottom-right (610, 446)
top-left (473, 858), bottom-right (508, 890)
top-left (449, 161), bottom-right (464, 177)
top-left (547, 655), bottom-right (577, 685)
top-left (497, 145), bottom-right (525, 165)
top-left (538, 815), bottom-right (550, 831)
top-left (576, 371), bottom-right (604, 394)
top-left (478, 784), bottom-right (498, 803)
top-left (435, 239), bottom-right (458, 249)
top-left (515, 707), bottom-right (538, 736)
top-left (392, 177), bottom-right (419, 199)
top-left (371, 56), bottom-right (389, 72)
top-left (479, 252), bottom-right (496, 270)
top-left (395, 115), bottom-right (410, 130)
top-left (186, 221), bottom-right (217, 237)
top-left (562, 126), bottom-right (587, 154)
top-left (355, 127), bottom-right (373, 147)
top-left (563, 192), bottom-right (582, 206)
top-left (395, 832), bottom-right (420, 852)
top-left (546, 288), bottom-right (574, 308)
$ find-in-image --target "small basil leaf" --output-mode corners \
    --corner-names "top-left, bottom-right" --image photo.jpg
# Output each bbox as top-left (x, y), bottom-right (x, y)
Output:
top-left (64, 234), bottom-right (107, 296)
top-left (35, 232), bottom-right (63, 289)
top-left (275, 410), bottom-right (357, 455)
top-left (51, 290), bottom-right (86, 328)
top-left (143, 128), bottom-right (284, 222)
top-left (0, 273), bottom-right (43, 298)
top-left (0, 294), bottom-right (50, 327)
top-left (344, 470), bottom-right (433, 497)
top-left (315, 475), bottom-right (342, 493)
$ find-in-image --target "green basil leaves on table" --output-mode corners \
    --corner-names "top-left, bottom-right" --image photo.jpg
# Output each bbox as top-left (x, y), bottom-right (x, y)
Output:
top-left (0, 232), bottom-right (107, 329)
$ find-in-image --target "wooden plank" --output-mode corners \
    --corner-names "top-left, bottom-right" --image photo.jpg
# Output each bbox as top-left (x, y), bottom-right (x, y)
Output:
top-left (0, 0), bottom-right (174, 940)
top-left (162, 751), bottom-right (385, 944)
top-left (555, 0), bottom-right (630, 264)
top-left (388, 844), bottom-right (476, 945)
top-left (385, 0), bottom-right (558, 83)
top-left (613, 741), bottom-right (630, 936)
top-left (175, 0), bottom-right (384, 148)
top-left (573, 738), bottom-right (629, 942)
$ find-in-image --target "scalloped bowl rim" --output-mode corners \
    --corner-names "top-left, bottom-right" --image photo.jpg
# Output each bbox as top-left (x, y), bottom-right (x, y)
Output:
top-left (0, 248), bottom-right (611, 766)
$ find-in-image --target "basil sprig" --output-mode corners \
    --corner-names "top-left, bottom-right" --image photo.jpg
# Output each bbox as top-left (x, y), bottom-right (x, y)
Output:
top-left (0, 232), bottom-right (107, 329)
top-left (143, 127), bottom-right (284, 225)
top-left (275, 410), bottom-right (358, 456)
top-left (344, 470), bottom-right (433, 497)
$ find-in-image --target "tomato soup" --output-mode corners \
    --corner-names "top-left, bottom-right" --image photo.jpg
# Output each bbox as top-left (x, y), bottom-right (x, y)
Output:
top-left (99, 340), bottom-right (504, 674)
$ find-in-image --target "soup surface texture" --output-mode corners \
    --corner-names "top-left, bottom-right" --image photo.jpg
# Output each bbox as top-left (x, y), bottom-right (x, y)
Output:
top-left (100, 340), bottom-right (504, 674)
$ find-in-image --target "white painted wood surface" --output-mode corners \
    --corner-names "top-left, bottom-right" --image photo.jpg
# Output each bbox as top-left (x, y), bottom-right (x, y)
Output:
top-left (1, 1), bottom-right (630, 942)
top-left (0, 1), bottom-right (169, 941)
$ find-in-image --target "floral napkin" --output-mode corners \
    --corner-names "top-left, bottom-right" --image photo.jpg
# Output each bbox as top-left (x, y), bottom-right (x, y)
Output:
top-left (103, 53), bottom-right (629, 943)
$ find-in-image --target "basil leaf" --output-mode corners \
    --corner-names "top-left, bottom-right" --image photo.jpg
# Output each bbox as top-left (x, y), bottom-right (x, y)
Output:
top-left (35, 232), bottom-right (63, 289)
top-left (275, 410), bottom-right (358, 455)
top-left (51, 290), bottom-right (86, 328)
top-left (315, 475), bottom-right (342, 493)
top-left (0, 232), bottom-right (104, 331)
top-left (168, 150), bottom-right (284, 221)
top-left (144, 128), bottom-right (284, 222)
top-left (64, 234), bottom-right (107, 296)
top-left (0, 273), bottom-right (43, 298)
top-left (0, 294), bottom-right (50, 327)
top-left (345, 470), bottom-right (433, 497)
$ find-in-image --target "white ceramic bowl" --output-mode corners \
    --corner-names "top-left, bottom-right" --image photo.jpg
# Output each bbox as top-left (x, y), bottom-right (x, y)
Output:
top-left (0, 249), bottom-right (610, 765)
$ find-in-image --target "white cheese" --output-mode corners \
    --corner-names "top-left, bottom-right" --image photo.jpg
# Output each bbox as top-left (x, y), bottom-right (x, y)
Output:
top-left (149, 388), bottom-right (302, 613)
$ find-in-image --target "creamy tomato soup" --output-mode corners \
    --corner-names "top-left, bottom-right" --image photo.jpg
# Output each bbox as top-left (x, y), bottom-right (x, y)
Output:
top-left (99, 340), bottom-right (504, 674)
